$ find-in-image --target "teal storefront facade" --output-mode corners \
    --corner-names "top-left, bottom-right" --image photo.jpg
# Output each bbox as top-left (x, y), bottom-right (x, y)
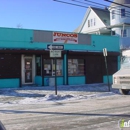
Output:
top-left (0, 27), bottom-right (120, 88)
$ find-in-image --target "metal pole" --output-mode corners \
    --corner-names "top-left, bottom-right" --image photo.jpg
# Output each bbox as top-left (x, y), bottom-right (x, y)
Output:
top-left (104, 56), bottom-right (110, 92)
top-left (55, 57), bottom-right (57, 95)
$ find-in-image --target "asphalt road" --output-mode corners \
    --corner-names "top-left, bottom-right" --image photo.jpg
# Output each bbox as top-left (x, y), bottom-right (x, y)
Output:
top-left (0, 95), bottom-right (130, 130)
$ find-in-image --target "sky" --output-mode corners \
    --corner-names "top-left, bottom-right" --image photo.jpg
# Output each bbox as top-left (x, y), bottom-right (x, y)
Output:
top-left (0, 0), bottom-right (111, 32)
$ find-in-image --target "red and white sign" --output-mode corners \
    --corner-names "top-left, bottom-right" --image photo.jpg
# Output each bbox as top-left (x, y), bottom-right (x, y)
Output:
top-left (53, 32), bottom-right (78, 44)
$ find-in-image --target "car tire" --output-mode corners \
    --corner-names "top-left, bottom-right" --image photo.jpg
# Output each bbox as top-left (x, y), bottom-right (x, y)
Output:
top-left (119, 89), bottom-right (129, 95)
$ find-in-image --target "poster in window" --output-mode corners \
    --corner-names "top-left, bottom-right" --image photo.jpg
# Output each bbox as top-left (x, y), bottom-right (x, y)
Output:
top-left (44, 64), bottom-right (48, 70)
top-left (47, 65), bottom-right (51, 70)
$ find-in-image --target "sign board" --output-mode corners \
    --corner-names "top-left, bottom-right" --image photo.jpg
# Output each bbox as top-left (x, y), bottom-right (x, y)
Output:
top-left (47, 44), bottom-right (64, 50)
top-left (53, 32), bottom-right (78, 44)
top-left (103, 48), bottom-right (107, 56)
top-left (50, 50), bottom-right (61, 57)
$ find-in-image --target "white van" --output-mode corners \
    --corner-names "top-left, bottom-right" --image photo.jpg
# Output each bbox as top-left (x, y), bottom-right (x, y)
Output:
top-left (112, 50), bottom-right (130, 95)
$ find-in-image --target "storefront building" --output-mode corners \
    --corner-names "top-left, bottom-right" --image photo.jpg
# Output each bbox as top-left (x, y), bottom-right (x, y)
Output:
top-left (0, 27), bottom-right (120, 88)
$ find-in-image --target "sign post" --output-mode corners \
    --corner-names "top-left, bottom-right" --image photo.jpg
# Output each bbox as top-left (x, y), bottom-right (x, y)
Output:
top-left (54, 56), bottom-right (57, 95)
top-left (103, 48), bottom-right (110, 92)
top-left (47, 44), bottom-right (64, 95)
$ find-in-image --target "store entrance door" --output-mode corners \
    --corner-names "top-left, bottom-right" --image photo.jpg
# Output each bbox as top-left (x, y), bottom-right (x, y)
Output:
top-left (21, 55), bottom-right (35, 85)
top-left (24, 58), bottom-right (33, 83)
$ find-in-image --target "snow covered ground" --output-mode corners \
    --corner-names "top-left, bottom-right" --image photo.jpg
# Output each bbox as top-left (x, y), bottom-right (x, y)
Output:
top-left (0, 83), bottom-right (121, 107)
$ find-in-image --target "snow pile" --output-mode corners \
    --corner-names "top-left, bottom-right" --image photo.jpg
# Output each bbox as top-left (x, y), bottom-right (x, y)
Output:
top-left (45, 94), bottom-right (74, 101)
top-left (0, 83), bottom-right (121, 106)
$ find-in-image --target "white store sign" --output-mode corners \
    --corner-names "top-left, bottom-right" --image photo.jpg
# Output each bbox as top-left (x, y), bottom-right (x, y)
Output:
top-left (53, 32), bottom-right (78, 44)
top-left (50, 50), bottom-right (61, 57)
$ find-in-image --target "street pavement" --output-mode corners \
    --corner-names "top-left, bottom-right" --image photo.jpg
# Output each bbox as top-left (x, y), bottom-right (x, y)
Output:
top-left (0, 93), bottom-right (130, 130)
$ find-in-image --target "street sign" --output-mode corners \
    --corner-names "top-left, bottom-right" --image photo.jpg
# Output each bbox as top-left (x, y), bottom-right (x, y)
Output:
top-left (47, 44), bottom-right (64, 50)
top-left (47, 44), bottom-right (63, 95)
top-left (103, 48), bottom-right (107, 56)
top-left (50, 50), bottom-right (61, 57)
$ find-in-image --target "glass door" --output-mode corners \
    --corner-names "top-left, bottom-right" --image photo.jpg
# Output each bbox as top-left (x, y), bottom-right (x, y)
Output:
top-left (24, 58), bottom-right (32, 83)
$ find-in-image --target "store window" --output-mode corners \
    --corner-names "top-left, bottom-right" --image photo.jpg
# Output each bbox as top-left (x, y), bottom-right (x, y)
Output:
top-left (36, 55), bottom-right (41, 76)
top-left (44, 59), bottom-right (63, 76)
top-left (68, 59), bottom-right (85, 76)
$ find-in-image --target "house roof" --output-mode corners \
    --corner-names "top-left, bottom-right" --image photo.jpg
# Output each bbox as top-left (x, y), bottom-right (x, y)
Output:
top-left (111, 0), bottom-right (130, 7)
top-left (74, 7), bottom-right (110, 33)
top-left (91, 7), bottom-right (110, 26)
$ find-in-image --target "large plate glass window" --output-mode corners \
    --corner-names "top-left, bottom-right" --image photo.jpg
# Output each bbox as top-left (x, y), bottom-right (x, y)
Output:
top-left (44, 59), bottom-right (63, 76)
top-left (68, 59), bottom-right (85, 76)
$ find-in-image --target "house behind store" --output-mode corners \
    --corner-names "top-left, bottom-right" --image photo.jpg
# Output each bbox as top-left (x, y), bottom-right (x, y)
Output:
top-left (74, 0), bottom-right (130, 50)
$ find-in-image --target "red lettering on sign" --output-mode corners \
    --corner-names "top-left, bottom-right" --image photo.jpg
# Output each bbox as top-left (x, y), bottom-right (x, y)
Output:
top-left (53, 32), bottom-right (78, 38)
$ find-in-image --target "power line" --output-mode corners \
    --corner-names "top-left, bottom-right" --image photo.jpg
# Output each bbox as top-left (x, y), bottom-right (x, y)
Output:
top-left (73, 0), bottom-right (130, 16)
top-left (72, 0), bottom-right (105, 9)
top-left (84, 0), bottom-right (130, 15)
top-left (53, 0), bottom-right (130, 18)
top-left (84, 0), bottom-right (108, 7)
top-left (53, 0), bottom-right (88, 8)
top-left (104, 0), bottom-right (130, 8)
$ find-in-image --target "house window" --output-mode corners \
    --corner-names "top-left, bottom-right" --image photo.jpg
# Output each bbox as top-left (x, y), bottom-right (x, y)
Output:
top-left (103, 19), bottom-right (107, 24)
top-left (91, 19), bottom-right (93, 26)
top-left (88, 20), bottom-right (90, 27)
top-left (94, 18), bottom-right (96, 26)
top-left (121, 9), bottom-right (125, 17)
top-left (112, 10), bottom-right (115, 19)
top-left (121, 29), bottom-right (127, 37)
top-left (68, 59), bottom-right (85, 76)
top-left (112, 31), bottom-right (115, 35)
top-left (36, 55), bottom-right (41, 76)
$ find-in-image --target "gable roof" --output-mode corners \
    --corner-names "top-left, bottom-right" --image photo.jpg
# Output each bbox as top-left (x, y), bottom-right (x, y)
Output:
top-left (91, 7), bottom-right (110, 26)
top-left (74, 7), bottom-right (110, 33)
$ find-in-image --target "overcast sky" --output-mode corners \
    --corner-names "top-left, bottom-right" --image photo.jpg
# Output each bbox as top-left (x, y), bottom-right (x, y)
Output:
top-left (0, 0), bottom-right (111, 32)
